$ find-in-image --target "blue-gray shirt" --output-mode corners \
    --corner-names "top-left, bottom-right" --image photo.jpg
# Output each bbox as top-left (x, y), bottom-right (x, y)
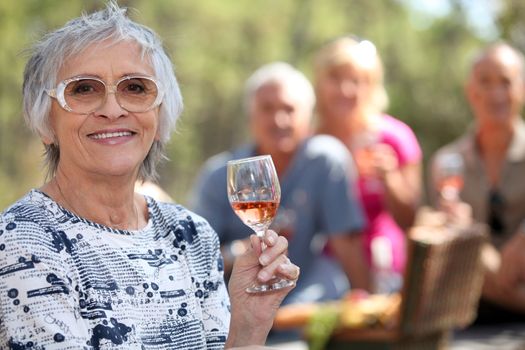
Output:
top-left (190, 135), bottom-right (364, 304)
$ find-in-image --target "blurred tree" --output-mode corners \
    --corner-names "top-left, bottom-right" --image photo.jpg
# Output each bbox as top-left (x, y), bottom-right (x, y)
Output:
top-left (0, 0), bottom-right (499, 210)
top-left (497, 0), bottom-right (525, 51)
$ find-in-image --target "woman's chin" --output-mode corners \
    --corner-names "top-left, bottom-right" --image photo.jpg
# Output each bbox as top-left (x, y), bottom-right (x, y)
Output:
top-left (90, 162), bottom-right (141, 179)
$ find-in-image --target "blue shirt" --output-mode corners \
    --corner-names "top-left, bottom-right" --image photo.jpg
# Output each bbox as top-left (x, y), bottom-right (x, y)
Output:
top-left (191, 135), bottom-right (365, 304)
top-left (0, 190), bottom-right (230, 349)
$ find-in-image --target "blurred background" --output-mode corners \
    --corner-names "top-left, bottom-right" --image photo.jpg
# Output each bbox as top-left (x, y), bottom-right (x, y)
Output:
top-left (0, 0), bottom-right (524, 210)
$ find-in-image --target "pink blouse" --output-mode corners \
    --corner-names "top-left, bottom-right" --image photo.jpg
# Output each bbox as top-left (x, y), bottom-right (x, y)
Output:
top-left (357, 115), bottom-right (422, 274)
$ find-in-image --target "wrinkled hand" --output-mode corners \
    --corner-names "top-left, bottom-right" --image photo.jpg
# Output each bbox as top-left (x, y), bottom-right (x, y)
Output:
top-left (226, 230), bottom-right (299, 348)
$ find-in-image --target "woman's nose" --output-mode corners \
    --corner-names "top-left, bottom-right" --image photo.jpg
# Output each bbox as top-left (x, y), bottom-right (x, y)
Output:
top-left (340, 80), bottom-right (358, 96)
top-left (95, 90), bottom-right (128, 119)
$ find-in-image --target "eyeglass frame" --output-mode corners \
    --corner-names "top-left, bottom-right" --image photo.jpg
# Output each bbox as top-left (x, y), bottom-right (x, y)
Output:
top-left (45, 75), bottom-right (165, 114)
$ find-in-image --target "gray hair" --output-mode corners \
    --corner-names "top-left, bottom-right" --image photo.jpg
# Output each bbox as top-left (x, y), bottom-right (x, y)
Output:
top-left (243, 62), bottom-right (315, 115)
top-left (22, 1), bottom-right (183, 180)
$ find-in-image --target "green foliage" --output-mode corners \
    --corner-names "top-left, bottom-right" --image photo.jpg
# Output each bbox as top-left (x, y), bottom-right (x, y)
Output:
top-left (497, 0), bottom-right (525, 51)
top-left (306, 304), bottom-right (339, 350)
top-left (0, 0), bottom-right (510, 210)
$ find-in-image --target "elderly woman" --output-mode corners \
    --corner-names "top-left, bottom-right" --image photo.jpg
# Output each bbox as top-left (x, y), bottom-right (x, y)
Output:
top-left (314, 36), bottom-right (422, 293)
top-left (0, 3), bottom-right (298, 349)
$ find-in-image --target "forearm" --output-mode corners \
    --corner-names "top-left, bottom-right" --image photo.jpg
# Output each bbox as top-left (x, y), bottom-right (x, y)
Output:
top-left (382, 168), bottom-right (420, 230)
top-left (225, 312), bottom-right (271, 348)
top-left (225, 232), bottom-right (297, 348)
top-left (329, 234), bottom-right (372, 291)
top-left (483, 270), bottom-right (525, 313)
top-left (483, 233), bottom-right (525, 314)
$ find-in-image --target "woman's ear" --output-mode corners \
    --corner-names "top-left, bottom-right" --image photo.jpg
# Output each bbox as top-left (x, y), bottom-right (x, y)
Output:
top-left (41, 129), bottom-right (55, 145)
top-left (42, 136), bottom-right (53, 145)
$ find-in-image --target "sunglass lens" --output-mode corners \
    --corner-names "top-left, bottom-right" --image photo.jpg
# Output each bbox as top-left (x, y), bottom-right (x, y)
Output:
top-left (64, 79), bottom-right (105, 113)
top-left (117, 78), bottom-right (158, 112)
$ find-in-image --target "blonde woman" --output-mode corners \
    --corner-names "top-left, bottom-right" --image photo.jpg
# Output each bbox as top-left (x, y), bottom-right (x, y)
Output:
top-left (314, 36), bottom-right (422, 293)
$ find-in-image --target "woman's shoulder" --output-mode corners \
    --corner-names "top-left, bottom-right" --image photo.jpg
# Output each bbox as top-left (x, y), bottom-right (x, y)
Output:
top-left (380, 114), bottom-right (422, 162)
top-left (152, 200), bottom-right (205, 221)
top-left (149, 200), bottom-right (220, 267)
top-left (380, 114), bottom-right (417, 136)
top-left (148, 200), bottom-right (217, 239)
top-left (0, 190), bottom-right (63, 252)
top-left (1, 190), bottom-right (56, 226)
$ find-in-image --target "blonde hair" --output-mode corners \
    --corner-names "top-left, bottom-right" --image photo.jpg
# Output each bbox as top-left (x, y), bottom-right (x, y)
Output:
top-left (314, 36), bottom-right (388, 115)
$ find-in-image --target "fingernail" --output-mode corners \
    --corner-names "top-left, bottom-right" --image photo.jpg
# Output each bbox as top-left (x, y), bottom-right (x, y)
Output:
top-left (267, 235), bottom-right (276, 245)
top-left (259, 255), bottom-right (269, 266)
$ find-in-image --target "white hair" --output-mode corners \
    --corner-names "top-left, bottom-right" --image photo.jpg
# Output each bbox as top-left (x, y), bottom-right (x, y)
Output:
top-left (22, 1), bottom-right (183, 180)
top-left (243, 62), bottom-right (315, 115)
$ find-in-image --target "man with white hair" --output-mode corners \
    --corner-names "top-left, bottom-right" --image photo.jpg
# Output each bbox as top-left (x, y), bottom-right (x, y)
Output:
top-left (191, 62), bottom-right (370, 310)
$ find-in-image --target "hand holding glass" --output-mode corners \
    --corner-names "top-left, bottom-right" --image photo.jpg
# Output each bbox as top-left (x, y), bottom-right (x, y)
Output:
top-left (227, 155), bottom-right (295, 293)
top-left (434, 153), bottom-right (464, 201)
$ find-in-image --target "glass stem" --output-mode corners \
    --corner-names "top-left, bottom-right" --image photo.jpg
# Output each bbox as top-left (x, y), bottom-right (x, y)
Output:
top-left (256, 229), bottom-right (267, 250)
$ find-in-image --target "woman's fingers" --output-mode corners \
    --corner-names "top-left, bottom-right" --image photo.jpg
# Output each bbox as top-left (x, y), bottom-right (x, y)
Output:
top-left (261, 230), bottom-right (279, 247)
top-left (249, 234), bottom-right (263, 256)
top-left (257, 254), bottom-right (299, 283)
top-left (277, 259), bottom-right (300, 281)
top-left (258, 234), bottom-right (288, 266)
top-left (245, 230), bottom-right (298, 284)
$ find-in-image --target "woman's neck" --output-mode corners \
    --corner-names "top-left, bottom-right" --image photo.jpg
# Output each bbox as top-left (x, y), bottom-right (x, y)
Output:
top-left (318, 111), bottom-right (381, 145)
top-left (41, 168), bottom-right (146, 230)
top-left (350, 112), bottom-right (381, 134)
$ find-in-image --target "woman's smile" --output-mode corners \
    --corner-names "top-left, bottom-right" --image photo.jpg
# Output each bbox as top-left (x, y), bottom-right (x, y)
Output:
top-left (87, 128), bottom-right (137, 144)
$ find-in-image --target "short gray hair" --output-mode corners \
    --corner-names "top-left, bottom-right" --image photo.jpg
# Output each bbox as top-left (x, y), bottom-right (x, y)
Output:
top-left (243, 62), bottom-right (315, 115)
top-left (22, 1), bottom-right (183, 180)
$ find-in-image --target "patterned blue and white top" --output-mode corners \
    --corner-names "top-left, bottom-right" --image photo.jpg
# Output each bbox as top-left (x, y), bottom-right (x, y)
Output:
top-left (0, 190), bottom-right (230, 349)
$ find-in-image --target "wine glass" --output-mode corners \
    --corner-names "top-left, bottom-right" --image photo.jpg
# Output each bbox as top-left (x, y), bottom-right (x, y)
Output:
top-left (227, 155), bottom-right (295, 293)
top-left (351, 131), bottom-right (380, 178)
top-left (434, 152), bottom-right (464, 201)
